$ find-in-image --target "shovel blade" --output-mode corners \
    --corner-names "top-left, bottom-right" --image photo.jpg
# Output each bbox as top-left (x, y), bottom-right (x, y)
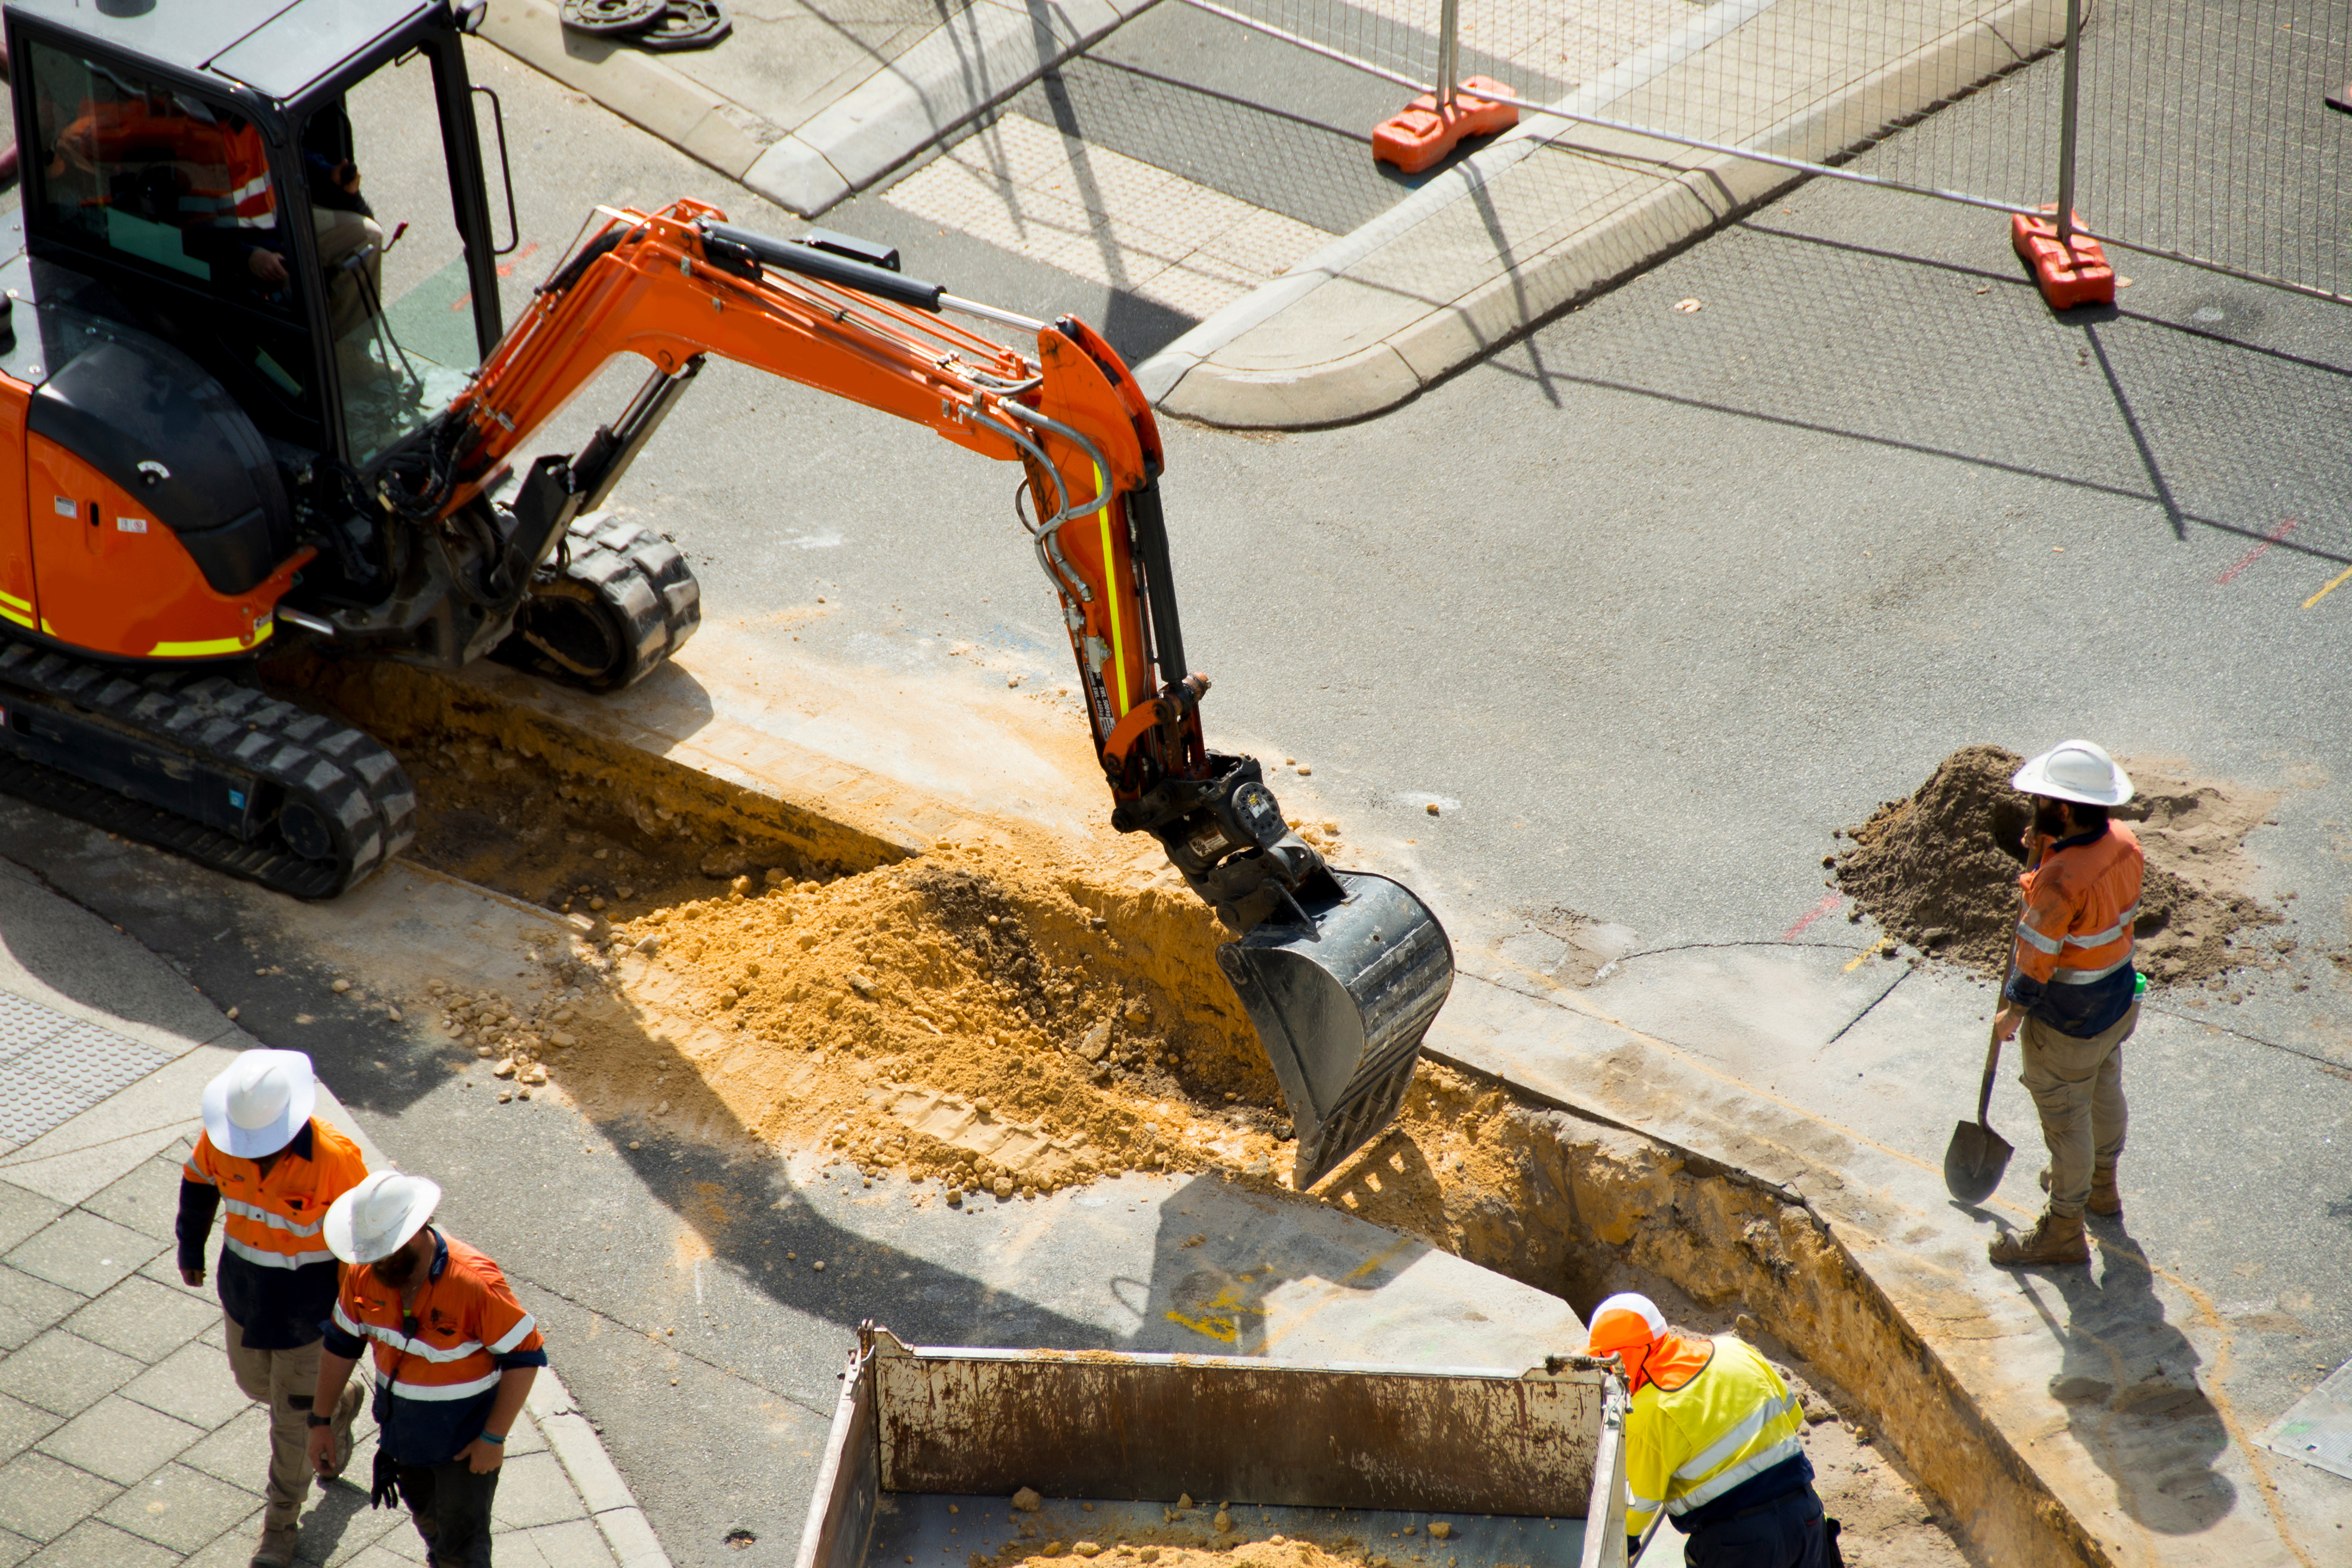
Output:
top-left (1943, 1119), bottom-right (2014, 1204)
top-left (1216, 870), bottom-right (1454, 1190)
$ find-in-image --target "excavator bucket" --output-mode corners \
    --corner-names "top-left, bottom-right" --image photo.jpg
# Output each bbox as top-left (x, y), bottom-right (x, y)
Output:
top-left (1217, 871), bottom-right (1454, 1189)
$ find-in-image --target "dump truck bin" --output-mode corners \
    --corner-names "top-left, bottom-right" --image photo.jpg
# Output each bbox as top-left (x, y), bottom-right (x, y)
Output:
top-left (793, 1327), bottom-right (1632, 1568)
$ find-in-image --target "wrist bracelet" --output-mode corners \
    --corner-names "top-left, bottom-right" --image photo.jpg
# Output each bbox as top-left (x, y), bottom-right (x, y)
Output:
top-left (306, 1413), bottom-right (332, 1428)
top-left (480, 1431), bottom-right (505, 1445)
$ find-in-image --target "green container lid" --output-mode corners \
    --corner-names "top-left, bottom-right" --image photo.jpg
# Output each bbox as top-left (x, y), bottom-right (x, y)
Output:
top-left (2133, 972), bottom-right (2148, 996)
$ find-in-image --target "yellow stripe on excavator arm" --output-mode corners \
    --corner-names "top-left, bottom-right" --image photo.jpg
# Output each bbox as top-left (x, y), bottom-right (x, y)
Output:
top-left (1095, 466), bottom-right (1129, 714)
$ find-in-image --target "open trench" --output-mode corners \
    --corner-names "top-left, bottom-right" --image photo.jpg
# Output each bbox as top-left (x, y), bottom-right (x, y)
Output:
top-left (277, 655), bottom-right (2099, 1568)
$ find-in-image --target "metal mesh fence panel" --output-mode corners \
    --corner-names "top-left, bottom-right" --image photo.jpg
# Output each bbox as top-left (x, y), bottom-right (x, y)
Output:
top-left (1180, 0), bottom-right (2352, 304)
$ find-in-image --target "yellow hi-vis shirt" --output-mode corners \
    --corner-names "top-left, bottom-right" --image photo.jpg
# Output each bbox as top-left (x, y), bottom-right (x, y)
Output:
top-left (1624, 1336), bottom-right (1806, 1535)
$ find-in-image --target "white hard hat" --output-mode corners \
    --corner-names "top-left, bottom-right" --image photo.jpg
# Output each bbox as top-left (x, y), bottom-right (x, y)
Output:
top-left (324, 1171), bottom-right (442, 1266)
top-left (2011, 739), bottom-right (2134, 808)
top-left (200, 1049), bottom-right (317, 1159)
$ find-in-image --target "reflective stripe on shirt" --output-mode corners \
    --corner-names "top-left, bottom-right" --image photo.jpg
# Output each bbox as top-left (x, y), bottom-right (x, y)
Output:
top-left (2050, 954), bottom-right (2132, 984)
top-left (376, 1368), bottom-right (503, 1401)
top-left (1674, 1393), bottom-right (1802, 1484)
top-left (2066, 902), bottom-right (2141, 950)
top-left (2016, 920), bottom-right (2063, 956)
top-left (221, 1197), bottom-right (326, 1237)
top-left (1671, 1435), bottom-right (1805, 1514)
top-left (487, 1315), bottom-right (538, 1355)
top-left (223, 1233), bottom-right (335, 1269)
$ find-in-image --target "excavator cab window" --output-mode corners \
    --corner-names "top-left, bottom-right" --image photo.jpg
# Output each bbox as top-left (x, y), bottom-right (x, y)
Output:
top-left (19, 38), bottom-right (327, 449)
top-left (302, 48), bottom-right (478, 465)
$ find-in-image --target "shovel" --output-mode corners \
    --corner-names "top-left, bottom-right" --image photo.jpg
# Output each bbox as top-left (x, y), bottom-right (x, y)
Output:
top-left (1943, 967), bottom-right (2016, 1203)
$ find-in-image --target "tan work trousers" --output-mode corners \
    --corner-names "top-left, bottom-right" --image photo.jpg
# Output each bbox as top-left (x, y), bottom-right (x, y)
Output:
top-left (312, 206), bottom-right (387, 342)
top-left (222, 1313), bottom-right (325, 1532)
top-left (2017, 1000), bottom-right (2134, 1219)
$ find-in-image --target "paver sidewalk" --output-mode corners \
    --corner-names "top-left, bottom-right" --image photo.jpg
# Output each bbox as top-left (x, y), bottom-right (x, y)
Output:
top-left (0, 862), bottom-right (667, 1568)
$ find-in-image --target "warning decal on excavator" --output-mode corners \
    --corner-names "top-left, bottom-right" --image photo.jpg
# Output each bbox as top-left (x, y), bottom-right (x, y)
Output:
top-left (115, 518), bottom-right (148, 534)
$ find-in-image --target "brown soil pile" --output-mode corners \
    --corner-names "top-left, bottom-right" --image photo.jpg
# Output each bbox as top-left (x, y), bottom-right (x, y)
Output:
top-left (1834, 746), bottom-right (2281, 987)
top-left (351, 719), bottom-right (1337, 1200)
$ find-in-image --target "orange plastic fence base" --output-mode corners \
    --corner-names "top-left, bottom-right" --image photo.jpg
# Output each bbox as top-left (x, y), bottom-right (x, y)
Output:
top-left (2010, 206), bottom-right (2115, 310)
top-left (1371, 77), bottom-right (1520, 174)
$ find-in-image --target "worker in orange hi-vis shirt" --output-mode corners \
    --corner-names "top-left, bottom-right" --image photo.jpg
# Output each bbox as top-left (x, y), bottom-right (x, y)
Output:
top-left (176, 1050), bottom-right (369, 1568)
top-left (310, 1172), bottom-right (547, 1568)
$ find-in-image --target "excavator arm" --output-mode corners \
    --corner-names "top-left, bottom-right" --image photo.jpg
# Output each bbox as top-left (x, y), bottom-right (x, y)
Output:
top-left (431, 200), bottom-right (1451, 1186)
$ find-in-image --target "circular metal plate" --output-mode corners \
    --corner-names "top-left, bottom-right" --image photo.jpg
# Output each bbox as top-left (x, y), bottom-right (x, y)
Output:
top-left (635, 0), bottom-right (734, 51)
top-left (559, 0), bottom-right (666, 36)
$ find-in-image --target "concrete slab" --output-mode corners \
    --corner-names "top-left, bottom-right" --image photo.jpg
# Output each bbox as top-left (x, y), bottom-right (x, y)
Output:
top-left (0, 1211), bottom-right (161, 1299)
top-left (33, 1395), bottom-right (207, 1487)
top-left (0, 1265), bottom-right (79, 1354)
top-left (0, 1331), bottom-right (140, 1419)
top-left (0, 1448), bottom-right (118, 1543)
top-left (60, 1276), bottom-right (218, 1366)
top-left (93, 1460), bottom-right (257, 1553)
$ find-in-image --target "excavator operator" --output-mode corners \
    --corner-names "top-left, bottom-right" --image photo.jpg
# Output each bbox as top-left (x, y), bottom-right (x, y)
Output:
top-left (45, 86), bottom-right (383, 335)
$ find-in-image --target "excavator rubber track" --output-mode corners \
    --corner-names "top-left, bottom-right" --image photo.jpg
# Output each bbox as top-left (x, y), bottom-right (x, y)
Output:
top-left (0, 645), bottom-right (416, 899)
top-left (492, 512), bottom-right (702, 692)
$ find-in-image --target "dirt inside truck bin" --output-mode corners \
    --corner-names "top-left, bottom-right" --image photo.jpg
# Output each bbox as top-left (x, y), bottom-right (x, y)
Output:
top-left (280, 657), bottom-right (2024, 1567)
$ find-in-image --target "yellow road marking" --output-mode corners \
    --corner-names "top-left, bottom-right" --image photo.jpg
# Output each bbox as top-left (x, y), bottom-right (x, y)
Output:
top-left (1842, 939), bottom-right (1889, 973)
top-left (2302, 562), bottom-right (2352, 609)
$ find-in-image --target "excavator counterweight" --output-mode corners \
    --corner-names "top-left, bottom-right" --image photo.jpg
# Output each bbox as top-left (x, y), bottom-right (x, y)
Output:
top-left (0, 0), bottom-right (1451, 1181)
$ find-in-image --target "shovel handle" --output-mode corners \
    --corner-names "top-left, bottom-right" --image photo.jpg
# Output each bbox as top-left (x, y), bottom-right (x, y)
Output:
top-left (1979, 944), bottom-right (2018, 1128)
top-left (1976, 1016), bottom-right (2003, 1126)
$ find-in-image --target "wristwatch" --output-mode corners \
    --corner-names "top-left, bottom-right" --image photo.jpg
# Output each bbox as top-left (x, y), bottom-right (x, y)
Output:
top-left (306, 1413), bottom-right (333, 1428)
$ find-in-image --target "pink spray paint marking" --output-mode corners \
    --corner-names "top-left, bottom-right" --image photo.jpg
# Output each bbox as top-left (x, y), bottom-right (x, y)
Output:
top-left (2216, 518), bottom-right (2298, 585)
top-left (1781, 892), bottom-right (1842, 941)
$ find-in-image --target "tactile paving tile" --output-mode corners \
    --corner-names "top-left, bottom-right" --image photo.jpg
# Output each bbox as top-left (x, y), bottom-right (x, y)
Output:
top-left (0, 999), bottom-right (170, 1144)
top-left (0, 990), bottom-right (82, 1068)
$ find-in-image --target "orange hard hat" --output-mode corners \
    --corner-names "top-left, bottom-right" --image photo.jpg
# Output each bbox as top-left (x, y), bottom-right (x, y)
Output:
top-left (1584, 1293), bottom-right (1668, 1388)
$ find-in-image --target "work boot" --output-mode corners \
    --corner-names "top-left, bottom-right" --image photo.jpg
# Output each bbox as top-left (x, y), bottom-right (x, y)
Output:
top-left (2038, 1165), bottom-right (2124, 1217)
top-left (1989, 1210), bottom-right (2090, 1267)
top-left (249, 1520), bottom-right (299, 1568)
top-left (320, 1379), bottom-right (364, 1480)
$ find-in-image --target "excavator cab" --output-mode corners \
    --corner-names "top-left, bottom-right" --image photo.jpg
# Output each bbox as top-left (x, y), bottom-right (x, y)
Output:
top-left (6, 0), bottom-right (506, 476)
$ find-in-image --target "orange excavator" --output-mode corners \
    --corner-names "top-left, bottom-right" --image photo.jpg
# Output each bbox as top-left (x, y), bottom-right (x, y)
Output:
top-left (0, 0), bottom-right (1449, 1184)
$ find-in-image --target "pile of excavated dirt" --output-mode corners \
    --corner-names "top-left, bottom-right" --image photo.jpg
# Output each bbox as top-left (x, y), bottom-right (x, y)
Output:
top-left (338, 716), bottom-right (1332, 1200)
top-left (1833, 746), bottom-right (2281, 986)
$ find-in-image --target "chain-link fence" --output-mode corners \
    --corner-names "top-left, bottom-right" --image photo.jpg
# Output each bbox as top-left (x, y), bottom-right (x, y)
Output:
top-left (1177, 0), bottom-right (2352, 306)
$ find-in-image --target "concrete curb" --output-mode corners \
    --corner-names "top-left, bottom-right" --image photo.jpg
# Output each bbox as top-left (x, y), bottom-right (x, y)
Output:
top-left (1137, 0), bottom-right (2067, 427)
top-left (480, 0), bottom-right (1159, 217)
top-left (480, 0), bottom-right (777, 180)
top-left (530, 1369), bottom-right (678, 1568)
top-left (742, 0), bottom-right (1163, 216)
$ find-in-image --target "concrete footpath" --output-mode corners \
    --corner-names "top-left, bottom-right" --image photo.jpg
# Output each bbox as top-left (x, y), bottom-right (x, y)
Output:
top-left (0, 857), bottom-right (669, 1568)
top-left (477, 0), bottom-right (1157, 218)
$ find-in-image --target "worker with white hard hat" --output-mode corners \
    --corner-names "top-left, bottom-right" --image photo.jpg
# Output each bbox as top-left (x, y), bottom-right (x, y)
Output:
top-left (176, 1049), bottom-right (370, 1568)
top-left (308, 1170), bottom-right (546, 1567)
top-left (1583, 1293), bottom-right (1833, 1565)
top-left (1989, 739), bottom-right (2143, 1269)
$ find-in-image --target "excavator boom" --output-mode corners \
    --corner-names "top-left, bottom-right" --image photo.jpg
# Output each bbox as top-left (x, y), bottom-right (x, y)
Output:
top-left (422, 199), bottom-right (1454, 1187)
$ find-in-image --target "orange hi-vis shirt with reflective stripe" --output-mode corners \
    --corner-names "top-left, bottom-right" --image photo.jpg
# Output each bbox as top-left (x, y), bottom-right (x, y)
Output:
top-left (2013, 821), bottom-right (2145, 988)
top-left (183, 1119), bottom-right (366, 1272)
top-left (333, 1232), bottom-right (543, 1405)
